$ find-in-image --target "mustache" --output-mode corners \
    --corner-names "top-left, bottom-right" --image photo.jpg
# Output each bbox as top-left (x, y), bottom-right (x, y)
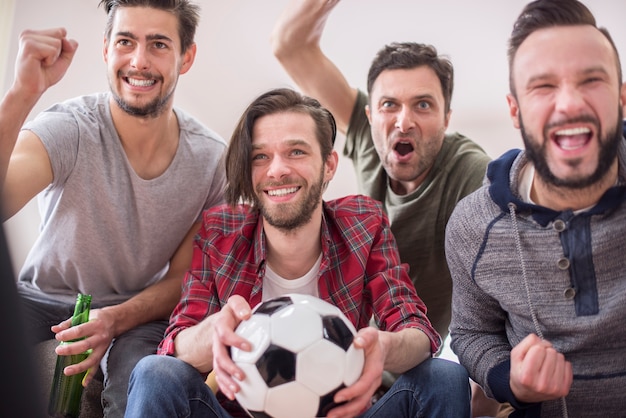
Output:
top-left (543, 115), bottom-right (598, 134)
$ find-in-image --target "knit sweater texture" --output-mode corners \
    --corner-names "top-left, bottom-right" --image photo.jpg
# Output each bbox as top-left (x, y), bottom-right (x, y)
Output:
top-left (446, 135), bottom-right (626, 417)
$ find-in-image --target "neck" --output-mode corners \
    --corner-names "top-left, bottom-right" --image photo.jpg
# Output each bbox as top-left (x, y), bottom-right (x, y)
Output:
top-left (109, 98), bottom-right (179, 179)
top-left (263, 214), bottom-right (323, 280)
top-left (531, 161), bottom-right (619, 211)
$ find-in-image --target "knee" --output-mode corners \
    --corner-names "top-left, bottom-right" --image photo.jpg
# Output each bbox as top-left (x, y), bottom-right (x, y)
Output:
top-left (403, 358), bottom-right (470, 390)
top-left (428, 358), bottom-right (469, 383)
top-left (130, 354), bottom-right (192, 387)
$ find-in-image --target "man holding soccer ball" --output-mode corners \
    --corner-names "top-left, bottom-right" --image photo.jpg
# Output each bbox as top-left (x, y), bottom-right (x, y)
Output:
top-left (125, 88), bottom-right (471, 417)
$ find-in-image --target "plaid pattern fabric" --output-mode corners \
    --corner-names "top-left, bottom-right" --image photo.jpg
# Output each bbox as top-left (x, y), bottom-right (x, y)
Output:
top-left (159, 194), bottom-right (440, 358)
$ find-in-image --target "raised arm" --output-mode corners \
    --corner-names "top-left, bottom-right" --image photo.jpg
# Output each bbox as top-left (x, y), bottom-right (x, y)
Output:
top-left (271, 0), bottom-right (357, 135)
top-left (0, 28), bottom-right (78, 219)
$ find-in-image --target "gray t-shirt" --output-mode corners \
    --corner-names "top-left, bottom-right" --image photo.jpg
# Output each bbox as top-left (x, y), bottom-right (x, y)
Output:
top-left (345, 90), bottom-right (491, 338)
top-left (17, 92), bottom-right (227, 307)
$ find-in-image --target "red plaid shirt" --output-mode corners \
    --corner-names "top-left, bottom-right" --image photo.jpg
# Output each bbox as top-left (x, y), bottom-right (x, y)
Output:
top-left (159, 194), bottom-right (440, 356)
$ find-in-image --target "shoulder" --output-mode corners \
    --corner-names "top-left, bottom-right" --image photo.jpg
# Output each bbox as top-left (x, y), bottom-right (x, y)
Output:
top-left (34, 93), bottom-right (108, 121)
top-left (324, 195), bottom-right (386, 223)
top-left (441, 132), bottom-right (491, 168)
top-left (174, 107), bottom-right (227, 150)
top-left (199, 204), bottom-right (260, 242)
top-left (447, 184), bottom-right (496, 236)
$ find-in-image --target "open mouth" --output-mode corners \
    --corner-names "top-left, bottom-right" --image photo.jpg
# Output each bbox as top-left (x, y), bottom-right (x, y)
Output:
top-left (394, 141), bottom-right (414, 156)
top-left (125, 77), bottom-right (156, 87)
top-left (553, 126), bottom-right (592, 151)
top-left (266, 186), bottom-right (300, 197)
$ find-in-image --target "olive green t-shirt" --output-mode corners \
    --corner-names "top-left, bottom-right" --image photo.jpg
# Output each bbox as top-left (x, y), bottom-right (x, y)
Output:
top-left (344, 90), bottom-right (491, 339)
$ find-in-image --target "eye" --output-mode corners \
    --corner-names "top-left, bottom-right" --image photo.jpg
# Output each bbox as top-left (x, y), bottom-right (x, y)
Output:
top-left (583, 77), bottom-right (603, 85)
top-left (381, 100), bottom-right (396, 109)
top-left (291, 149), bottom-right (305, 156)
top-left (252, 153), bottom-right (268, 161)
top-left (417, 101), bottom-right (431, 110)
top-left (530, 82), bottom-right (556, 92)
top-left (153, 41), bottom-right (168, 50)
top-left (117, 39), bottom-right (132, 47)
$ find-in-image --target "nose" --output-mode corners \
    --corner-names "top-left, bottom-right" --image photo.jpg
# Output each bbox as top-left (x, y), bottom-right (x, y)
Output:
top-left (394, 106), bottom-right (414, 132)
top-left (266, 155), bottom-right (291, 180)
top-left (554, 83), bottom-right (586, 116)
top-left (130, 45), bottom-right (150, 70)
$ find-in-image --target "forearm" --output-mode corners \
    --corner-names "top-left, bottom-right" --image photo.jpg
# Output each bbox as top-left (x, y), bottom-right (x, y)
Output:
top-left (100, 275), bottom-right (182, 337)
top-left (379, 328), bottom-right (431, 374)
top-left (172, 316), bottom-right (215, 374)
top-left (271, 0), bottom-right (355, 131)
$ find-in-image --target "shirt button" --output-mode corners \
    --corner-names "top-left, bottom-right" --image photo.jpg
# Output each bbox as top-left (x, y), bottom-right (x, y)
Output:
top-left (564, 287), bottom-right (576, 299)
top-left (557, 257), bottom-right (570, 270)
top-left (553, 219), bottom-right (566, 232)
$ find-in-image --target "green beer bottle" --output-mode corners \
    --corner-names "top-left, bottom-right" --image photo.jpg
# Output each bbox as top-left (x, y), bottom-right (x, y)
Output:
top-left (48, 293), bottom-right (92, 418)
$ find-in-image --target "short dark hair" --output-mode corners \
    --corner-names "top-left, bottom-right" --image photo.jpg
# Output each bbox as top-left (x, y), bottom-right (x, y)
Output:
top-left (367, 42), bottom-right (454, 115)
top-left (99, 0), bottom-right (200, 53)
top-left (224, 88), bottom-right (337, 207)
top-left (507, 0), bottom-right (622, 95)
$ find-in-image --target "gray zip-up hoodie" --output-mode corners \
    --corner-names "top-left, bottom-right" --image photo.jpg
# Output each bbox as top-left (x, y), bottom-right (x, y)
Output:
top-left (445, 133), bottom-right (626, 418)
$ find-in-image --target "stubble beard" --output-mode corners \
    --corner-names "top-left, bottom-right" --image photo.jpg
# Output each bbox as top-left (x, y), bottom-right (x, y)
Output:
top-left (112, 90), bottom-right (173, 119)
top-left (256, 169), bottom-right (325, 232)
top-left (520, 109), bottom-right (622, 190)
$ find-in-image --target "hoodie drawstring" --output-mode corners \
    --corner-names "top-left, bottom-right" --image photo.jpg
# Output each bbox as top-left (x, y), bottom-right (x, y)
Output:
top-left (508, 202), bottom-right (569, 418)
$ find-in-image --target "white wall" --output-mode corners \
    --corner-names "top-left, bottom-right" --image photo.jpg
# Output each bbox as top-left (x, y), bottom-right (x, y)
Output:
top-left (3, 0), bottom-right (626, 272)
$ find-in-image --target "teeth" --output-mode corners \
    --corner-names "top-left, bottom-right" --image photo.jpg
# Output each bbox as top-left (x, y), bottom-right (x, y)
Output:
top-left (555, 127), bottom-right (590, 136)
top-left (268, 187), bottom-right (298, 197)
top-left (127, 78), bottom-right (155, 87)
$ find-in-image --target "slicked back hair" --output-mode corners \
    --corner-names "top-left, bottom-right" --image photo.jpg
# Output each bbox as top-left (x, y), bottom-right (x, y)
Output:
top-left (99, 0), bottom-right (200, 53)
top-left (507, 0), bottom-right (622, 95)
top-left (367, 42), bottom-right (454, 115)
top-left (224, 88), bottom-right (337, 207)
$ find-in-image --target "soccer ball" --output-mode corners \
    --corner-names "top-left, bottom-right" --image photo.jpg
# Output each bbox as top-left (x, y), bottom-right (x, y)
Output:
top-left (231, 293), bottom-right (365, 418)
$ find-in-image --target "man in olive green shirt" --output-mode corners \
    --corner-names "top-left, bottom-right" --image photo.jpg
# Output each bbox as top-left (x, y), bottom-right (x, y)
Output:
top-left (272, 2), bottom-right (497, 415)
top-left (272, 0), bottom-right (491, 339)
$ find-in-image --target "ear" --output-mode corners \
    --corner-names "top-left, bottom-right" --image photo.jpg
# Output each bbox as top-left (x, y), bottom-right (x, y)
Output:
top-left (620, 81), bottom-right (626, 113)
top-left (179, 43), bottom-right (197, 75)
top-left (365, 104), bottom-right (372, 125)
top-left (443, 109), bottom-right (451, 130)
top-left (506, 93), bottom-right (521, 129)
top-left (103, 37), bottom-right (109, 63)
top-left (324, 150), bottom-right (339, 183)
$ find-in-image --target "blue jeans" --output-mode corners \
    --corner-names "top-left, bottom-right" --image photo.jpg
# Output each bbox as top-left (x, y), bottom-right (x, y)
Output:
top-left (125, 355), bottom-right (470, 417)
top-left (19, 293), bottom-right (168, 418)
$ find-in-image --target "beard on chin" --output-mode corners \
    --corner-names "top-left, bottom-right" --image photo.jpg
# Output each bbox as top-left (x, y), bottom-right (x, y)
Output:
top-left (111, 88), bottom-right (172, 119)
top-left (521, 111), bottom-right (622, 190)
top-left (256, 172), bottom-right (324, 232)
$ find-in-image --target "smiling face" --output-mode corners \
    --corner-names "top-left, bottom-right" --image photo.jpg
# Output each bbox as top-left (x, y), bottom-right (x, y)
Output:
top-left (508, 25), bottom-right (625, 192)
top-left (251, 111), bottom-right (338, 231)
top-left (103, 6), bottom-right (195, 118)
top-left (366, 66), bottom-right (450, 195)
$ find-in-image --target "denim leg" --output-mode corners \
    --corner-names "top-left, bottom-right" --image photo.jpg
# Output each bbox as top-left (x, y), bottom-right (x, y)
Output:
top-left (125, 355), bottom-right (230, 418)
top-left (362, 357), bottom-right (471, 418)
top-left (101, 320), bottom-right (168, 418)
top-left (18, 292), bottom-right (74, 343)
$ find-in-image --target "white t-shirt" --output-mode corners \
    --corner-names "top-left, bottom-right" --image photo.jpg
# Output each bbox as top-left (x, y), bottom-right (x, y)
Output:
top-left (262, 253), bottom-right (322, 301)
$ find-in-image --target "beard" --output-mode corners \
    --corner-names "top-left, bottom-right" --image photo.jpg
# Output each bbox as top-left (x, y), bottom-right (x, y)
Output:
top-left (255, 169), bottom-right (325, 232)
top-left (110, 72), bottom-right (174, 118)
top-left (521, 108), bottom-right (623, 190)
top-left (111, 90), bottom-right (173, 118)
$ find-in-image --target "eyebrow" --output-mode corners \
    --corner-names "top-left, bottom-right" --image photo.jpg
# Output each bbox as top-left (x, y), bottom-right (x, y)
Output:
top-left (114, 31), bottom-right (174, 44)
top-left (527, 66), bottom-right (611, 84)
top-left (378, 93), bottom-right (437, 103)
top-left (252, 139), bottom-right (313, 150)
